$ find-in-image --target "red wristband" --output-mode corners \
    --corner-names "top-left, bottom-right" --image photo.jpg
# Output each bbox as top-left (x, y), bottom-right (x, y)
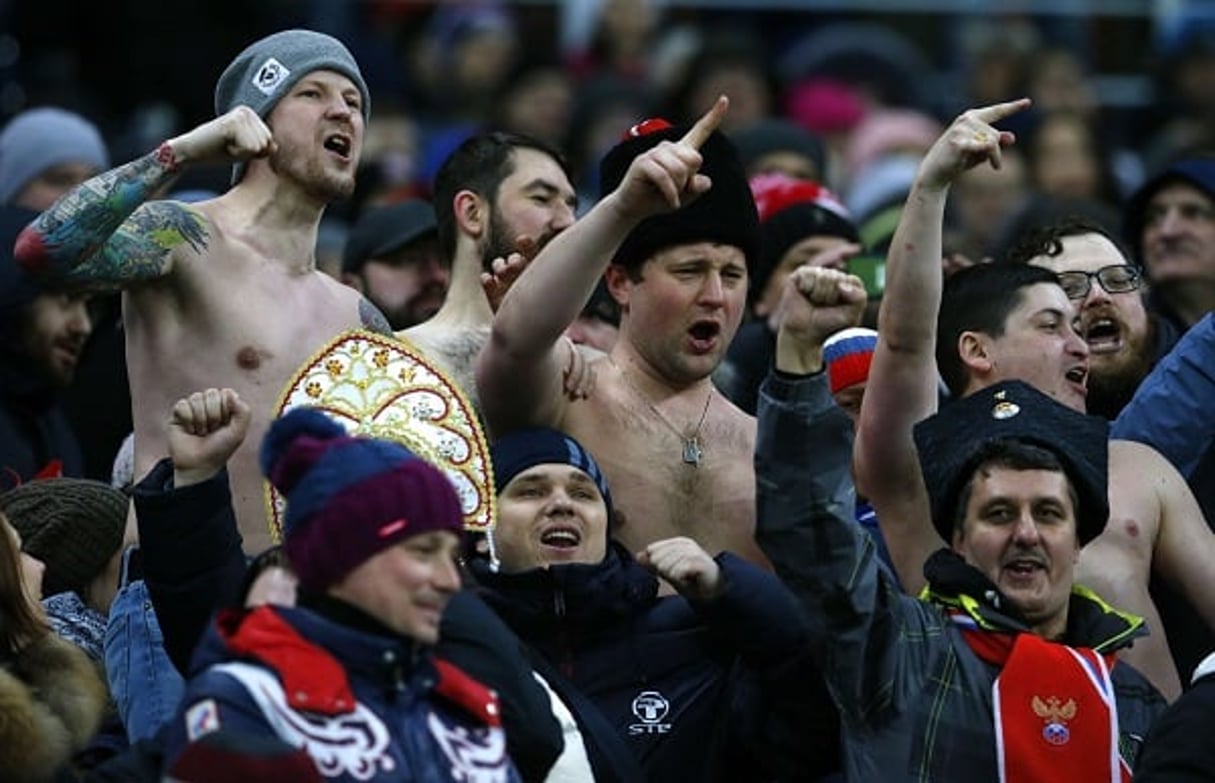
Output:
top-left (155, 142), bottom-right (180, 174)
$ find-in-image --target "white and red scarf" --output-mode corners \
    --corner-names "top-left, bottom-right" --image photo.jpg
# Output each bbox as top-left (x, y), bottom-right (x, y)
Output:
top-left (952, 615), bottom-right (1132, 783)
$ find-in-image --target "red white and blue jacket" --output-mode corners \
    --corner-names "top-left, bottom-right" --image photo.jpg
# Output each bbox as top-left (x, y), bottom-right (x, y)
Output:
top-left (162, 603), bottom-right (522, 782)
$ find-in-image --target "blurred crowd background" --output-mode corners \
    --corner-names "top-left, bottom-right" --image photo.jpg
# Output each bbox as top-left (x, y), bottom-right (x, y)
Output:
top-left (4, 0), bottom-right (1215, 257)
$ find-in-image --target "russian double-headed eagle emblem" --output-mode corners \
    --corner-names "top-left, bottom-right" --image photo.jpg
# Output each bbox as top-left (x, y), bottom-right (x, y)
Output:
top-left (1032, 695), bottom-right (1077, 746)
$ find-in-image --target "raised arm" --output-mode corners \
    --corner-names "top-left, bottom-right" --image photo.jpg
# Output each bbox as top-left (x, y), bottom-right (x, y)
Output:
top-left (476, 97), bottom-right (728, 433)
top-left (13, 106), bottom-right (274, 290)
top-left (855, 98), bottom-right (1030, 593)
top-left (134, 387), bottom-right (252, 672)
top-left (754, 267), bottom-right (934, 726)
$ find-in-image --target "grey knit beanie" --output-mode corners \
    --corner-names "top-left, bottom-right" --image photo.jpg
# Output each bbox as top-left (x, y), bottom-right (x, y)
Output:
top-left (0, 478), bottom-right (128, 598)
top-left (0, 108), bottom-right (109, 205)
top-left (214, 29), bottom-right (370, 182)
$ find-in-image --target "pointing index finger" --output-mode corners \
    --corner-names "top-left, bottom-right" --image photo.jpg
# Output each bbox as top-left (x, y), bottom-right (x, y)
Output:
top-left (681, 95), bottom-right (729, 149)
top-left (972, 97), bottom-right (1032, 125)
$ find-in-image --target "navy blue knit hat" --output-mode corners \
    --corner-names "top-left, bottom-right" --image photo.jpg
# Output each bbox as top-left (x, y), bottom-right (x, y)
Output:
top-left (490, 428), bottom-right (613, 518)
top-left (260, 408), bottom-right (463, 592)
top-left (341, 199), bottom-right (437, 275)
top-left (599, 117), bottom-right (760, 274)
top-left (1123, 156), bottom-right (1215, 264)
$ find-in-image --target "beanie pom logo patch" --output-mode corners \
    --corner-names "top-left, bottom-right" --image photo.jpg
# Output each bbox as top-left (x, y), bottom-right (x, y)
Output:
top-left (377, 518), bottom-right (409, 538)
top-left (253, 58), bottom-right (291, 96)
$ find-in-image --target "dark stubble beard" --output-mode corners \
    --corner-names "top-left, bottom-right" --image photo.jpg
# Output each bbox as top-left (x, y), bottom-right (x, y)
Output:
top-left (1085, 319), bottom-right (1157, 420)
top-left (481, 206), bottom-right (519, 274)
top-left (269, 144), bottom-right (356, 203)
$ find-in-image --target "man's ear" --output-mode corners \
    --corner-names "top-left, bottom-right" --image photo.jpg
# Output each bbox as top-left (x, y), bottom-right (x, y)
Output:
top-left (453, 190), bottom-right (485, 240)
top-left (958, 330), bottom-right (993, 376)
top-left (604, 264), bottom-right (631, 313)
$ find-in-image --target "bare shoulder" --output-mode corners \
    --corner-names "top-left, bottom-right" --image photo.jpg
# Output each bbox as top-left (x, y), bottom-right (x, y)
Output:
top-left (307, 272), bottom-right (389, 335)
top-left (1110, 439), bottom-right (1172, 472)
top-left (574, 340), bottom-right (608, 364)
top-left (568, 340), bottom-right (607, 369)
top-left (1108, 439), bottom-right (1172, 511)
top-left (569, 340), bottom-right (609, 394)
top-left (715, 388), bottom-right (757, 442)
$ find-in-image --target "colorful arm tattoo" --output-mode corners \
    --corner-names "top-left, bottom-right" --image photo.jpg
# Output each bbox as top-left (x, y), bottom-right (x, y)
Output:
top-left (13, 147), bottom-right (206, 288)
top-left (359, 298), bottom-right (393, 335)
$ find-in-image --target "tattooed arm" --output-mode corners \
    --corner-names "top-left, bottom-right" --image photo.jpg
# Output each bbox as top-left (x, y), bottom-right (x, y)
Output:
top-left (13, 106), bottom-right (275, 290)
top-left (14, 152), bottom-right (199, 290)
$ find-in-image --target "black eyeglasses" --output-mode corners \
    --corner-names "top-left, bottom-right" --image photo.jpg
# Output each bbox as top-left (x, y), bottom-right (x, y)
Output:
top-left (1055, 265), bottom-right (1142, 300)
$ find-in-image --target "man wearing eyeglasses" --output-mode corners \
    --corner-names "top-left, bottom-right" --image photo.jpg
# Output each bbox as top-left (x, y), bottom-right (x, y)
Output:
top-left (1004, 217), bottom-right (1179, 421)
top-left (852, 100), bottom-right (1215, 701)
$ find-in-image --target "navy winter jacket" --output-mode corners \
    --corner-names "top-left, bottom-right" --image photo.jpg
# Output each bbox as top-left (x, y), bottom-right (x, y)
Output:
top-left (472, 542), bottom-right (841, 782)
top-left (162, 603), bottom-right (522, 782)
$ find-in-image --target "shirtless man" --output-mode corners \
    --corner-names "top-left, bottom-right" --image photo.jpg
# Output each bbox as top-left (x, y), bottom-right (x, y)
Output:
top-left (855, 98), bottom-right (1215, 700)
top-left (477, 97), bottom-right (768, 564)
top-left (399, 132), bottom-right (578, 406)
top-left (14, 30), bottom-right (389, 553)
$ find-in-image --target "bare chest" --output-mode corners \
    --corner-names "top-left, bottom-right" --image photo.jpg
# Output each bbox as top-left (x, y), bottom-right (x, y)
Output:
top-left (125, 258), bottom-right (367, 550)
top-left (402, 324), bottom-right (490, 407)
top-left (132, 256), bottom-right (363, 385)
top-left (1102, 458), bottom-right (1160, 558)
top-left (564, 391), bottom-right (758, 558)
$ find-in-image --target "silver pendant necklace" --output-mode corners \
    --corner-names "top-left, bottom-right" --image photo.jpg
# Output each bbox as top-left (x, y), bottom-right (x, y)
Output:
top-left (609, 357), bottom-right (713, 466)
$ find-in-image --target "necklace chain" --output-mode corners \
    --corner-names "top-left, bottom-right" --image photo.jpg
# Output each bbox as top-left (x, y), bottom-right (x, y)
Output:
top-left (609, 357), bottom-right (712, 466)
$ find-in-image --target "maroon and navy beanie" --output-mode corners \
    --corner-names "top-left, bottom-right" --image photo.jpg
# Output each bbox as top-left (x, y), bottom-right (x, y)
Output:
top-left (598, 117), bottom-right (760, 275)
top-left (260, 407), bottom-right (464, 592)
top-left (749, 173), bottom-right (858, 302)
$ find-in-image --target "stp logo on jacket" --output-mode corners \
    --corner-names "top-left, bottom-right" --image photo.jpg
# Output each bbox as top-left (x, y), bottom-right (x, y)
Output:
top-left (629, 690), bottom-right (673, 735)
